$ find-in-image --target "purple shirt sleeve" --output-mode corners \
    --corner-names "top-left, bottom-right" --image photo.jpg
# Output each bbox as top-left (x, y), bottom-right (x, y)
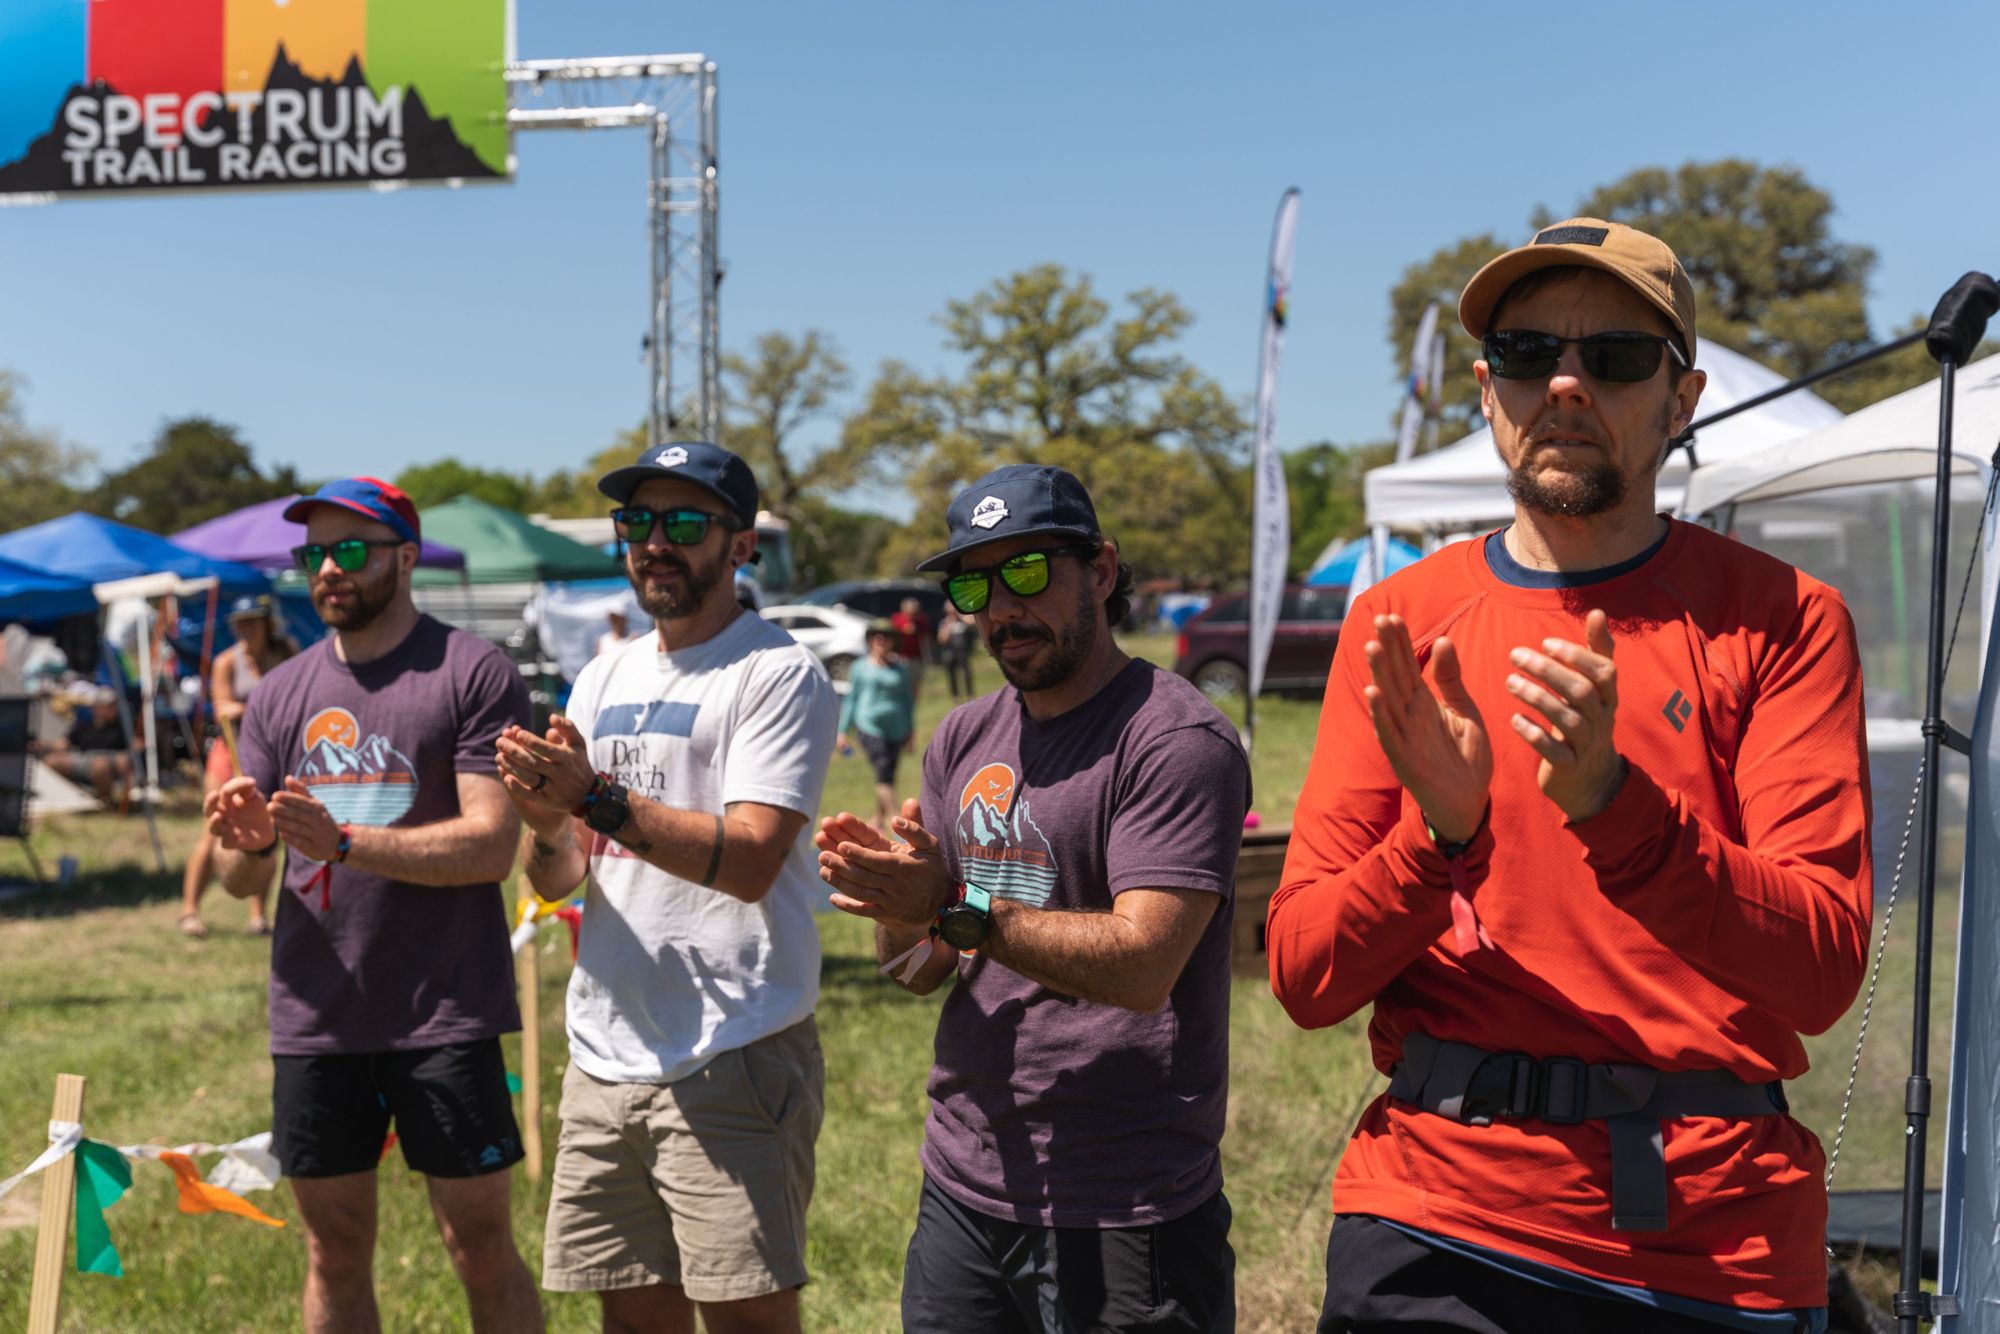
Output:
top-left (452, 641), bottom-right (530, 775)
top-left (1105, 724), bottom-right (1247, 898)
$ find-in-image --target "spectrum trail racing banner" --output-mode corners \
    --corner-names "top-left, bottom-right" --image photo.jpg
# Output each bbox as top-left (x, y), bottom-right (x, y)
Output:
top-left (0, 0), bottom-right (513, 200)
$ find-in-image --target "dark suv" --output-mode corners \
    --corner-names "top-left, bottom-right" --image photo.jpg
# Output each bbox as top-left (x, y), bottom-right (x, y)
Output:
top-left (1172, 584), bottom-right (1346, 698)
top-left (800, 579), bottom-right (949, 625)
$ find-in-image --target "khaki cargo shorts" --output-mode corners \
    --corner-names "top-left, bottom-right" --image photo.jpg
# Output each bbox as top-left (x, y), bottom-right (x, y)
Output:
top-left (541, 1016), bottom-right (824, 1303)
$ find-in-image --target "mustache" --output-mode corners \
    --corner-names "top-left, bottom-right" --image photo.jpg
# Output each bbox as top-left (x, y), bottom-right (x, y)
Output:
top-left (634, 555), bottom-right (690, 578)
top-left (1527, 421), bottom-right (1605, 448)
top-left (987, 624), bottom-right (1047, 649)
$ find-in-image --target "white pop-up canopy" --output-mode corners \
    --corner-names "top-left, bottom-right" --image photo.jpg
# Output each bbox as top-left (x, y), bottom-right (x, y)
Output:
top-left (1681, 351), bottom-right (2000, 513)
top-left (1365, 342), bottom-right (1844, 533)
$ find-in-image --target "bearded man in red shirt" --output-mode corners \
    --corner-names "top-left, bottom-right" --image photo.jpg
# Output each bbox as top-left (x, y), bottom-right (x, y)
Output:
top-left (1270, 220), bottom-right (1871, 1334)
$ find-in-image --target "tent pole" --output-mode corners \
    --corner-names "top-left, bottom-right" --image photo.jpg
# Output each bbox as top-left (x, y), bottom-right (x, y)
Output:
top-left (135, 611), bottom-right (159, 802)
top-left (1895, 272), bottom-right (2000, 1334)
top-left (1894, 358), bottom-right (1954, 1333)
top-left (160, 593), bottom-right (200, 767)
top-left (103, 635), bottom-right (166, 873)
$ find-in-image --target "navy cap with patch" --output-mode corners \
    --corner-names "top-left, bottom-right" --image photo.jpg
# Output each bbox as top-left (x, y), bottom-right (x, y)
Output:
top-left (597, 441), bottom-right (760, 529)
top-left (916, 464), bottom-right (1102, 573)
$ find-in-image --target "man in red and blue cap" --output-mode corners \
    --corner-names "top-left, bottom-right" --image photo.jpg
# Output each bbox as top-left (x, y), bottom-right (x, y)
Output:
top-left (204, 476), bottom-right (544, 1332)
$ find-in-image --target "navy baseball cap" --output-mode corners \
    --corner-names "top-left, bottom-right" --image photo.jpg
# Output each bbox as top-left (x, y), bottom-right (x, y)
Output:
top-left (598, 441), bottom-right (759, 529)
top-left (282, 477), bottom-right (421, 544)
top-left (227, 594), bottom-right (275, 622)
top-left (916, 464), bottom-right (1102, 573)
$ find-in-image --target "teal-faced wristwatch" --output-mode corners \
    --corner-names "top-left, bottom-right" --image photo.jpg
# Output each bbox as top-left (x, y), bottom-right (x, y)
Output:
top-left (935, 881), bottom-right (993, 951)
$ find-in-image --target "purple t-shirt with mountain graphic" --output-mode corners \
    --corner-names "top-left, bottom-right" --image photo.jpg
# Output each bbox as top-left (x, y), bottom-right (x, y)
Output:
top-left (918, 659), bottom-right (1250, 1228)
top-left (238, 615), bottom-right (529, 1055)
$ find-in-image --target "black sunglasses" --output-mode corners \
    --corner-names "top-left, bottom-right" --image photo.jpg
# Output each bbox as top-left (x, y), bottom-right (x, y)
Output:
top-left (291, 538), bottom-right (405, 575)
top-left (943, 547), bottom-right (1098, 615)
top-left (1482, 329), bottom-right (1688, 384)
top-left (611, 506), bottom-right (735, 546)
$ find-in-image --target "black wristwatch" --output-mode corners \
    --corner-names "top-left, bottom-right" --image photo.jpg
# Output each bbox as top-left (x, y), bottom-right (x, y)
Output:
top-left (1424, 803), bottom-right (1491, 860)
top-left (582, 781), bottom-right (633, 837)
top-left (935, 881), bottom-right (993, 951)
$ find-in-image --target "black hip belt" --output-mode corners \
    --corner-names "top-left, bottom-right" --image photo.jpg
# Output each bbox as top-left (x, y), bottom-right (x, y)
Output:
top-left (1386, 1032), bottom-right (1789, 1233)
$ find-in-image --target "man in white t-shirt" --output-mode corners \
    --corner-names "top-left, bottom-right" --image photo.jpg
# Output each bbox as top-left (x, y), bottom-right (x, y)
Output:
top-left (498, 440), bottom-right (838, 1334)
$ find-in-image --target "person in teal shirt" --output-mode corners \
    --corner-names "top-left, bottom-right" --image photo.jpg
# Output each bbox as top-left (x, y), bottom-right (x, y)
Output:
top-left (839, 621), bottom-right (916, 832)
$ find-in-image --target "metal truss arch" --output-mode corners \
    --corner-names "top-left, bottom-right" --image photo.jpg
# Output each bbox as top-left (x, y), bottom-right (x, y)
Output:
top-left (507, 55), bottom-right (719, 445)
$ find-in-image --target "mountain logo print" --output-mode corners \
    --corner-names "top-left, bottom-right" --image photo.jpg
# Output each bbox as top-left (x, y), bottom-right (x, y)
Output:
top-left (955, 761), bottom-right (1058, 907)
top-left (296, 707), bottom-right (418, 827)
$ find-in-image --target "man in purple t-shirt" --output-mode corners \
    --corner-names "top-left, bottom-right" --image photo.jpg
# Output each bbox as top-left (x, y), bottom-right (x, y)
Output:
top-left (816, 465), bottom-right (1250, 1333)
top-left (205, 477), bottom-right (542, 1334)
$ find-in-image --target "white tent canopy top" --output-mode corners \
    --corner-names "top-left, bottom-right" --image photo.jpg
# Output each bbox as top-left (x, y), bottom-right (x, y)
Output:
top-left (1364, 342), bottom-right (1844, 532)
top-left (1681, 351), bottom-right (2000, 514)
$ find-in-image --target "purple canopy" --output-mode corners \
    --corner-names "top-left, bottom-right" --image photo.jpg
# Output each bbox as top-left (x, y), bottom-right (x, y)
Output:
top-left (172, 496), bottom-right (466, 572)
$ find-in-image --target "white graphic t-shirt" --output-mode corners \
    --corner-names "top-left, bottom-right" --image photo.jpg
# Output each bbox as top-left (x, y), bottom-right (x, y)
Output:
top-left (561, 610), bottom-right (838, 1084)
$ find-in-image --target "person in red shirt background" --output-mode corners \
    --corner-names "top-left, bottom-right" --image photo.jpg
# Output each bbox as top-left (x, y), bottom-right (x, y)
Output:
top-left (1270, 220), bottom-right (1871, 1333)
top-left (890, 595), bottom-right (933, 698)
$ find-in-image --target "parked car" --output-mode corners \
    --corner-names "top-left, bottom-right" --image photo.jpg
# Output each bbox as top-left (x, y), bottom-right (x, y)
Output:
top-left (799, 578), bottom-right (948, 626)
top-left (1172, 584), bottom-right (1347, 698)
top-left (760, 603), bottom-right (872, 682)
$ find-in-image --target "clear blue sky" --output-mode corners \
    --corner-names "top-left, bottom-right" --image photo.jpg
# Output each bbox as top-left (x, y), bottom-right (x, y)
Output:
top-left (1, 0), bottom-right (1993, 508)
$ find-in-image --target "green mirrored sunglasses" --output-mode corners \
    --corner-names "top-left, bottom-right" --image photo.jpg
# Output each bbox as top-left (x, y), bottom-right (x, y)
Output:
top-left (943, 547), bottom-right (1098, 614)
top-left (291, 538), bottom-right (405, 574)
top-left (611, 506), bottom-right (731, 546)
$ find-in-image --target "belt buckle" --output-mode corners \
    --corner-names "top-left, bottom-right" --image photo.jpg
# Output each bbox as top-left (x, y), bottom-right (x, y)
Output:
top-left (1538, 1057), bottom-right (1588, 1125)
top-left (1463, 1053), bottom-right (1536, 1126)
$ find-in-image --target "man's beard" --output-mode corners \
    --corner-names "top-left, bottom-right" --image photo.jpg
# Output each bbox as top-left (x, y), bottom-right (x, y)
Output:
top-left (985, 582), bottom-right (1096, 692)
top-left (312, 563), bottom-right (398, 631)
top-left (1505, 401), bottom-right (1675, 519)
top-left (1506, 453), bottom-right (1626, 518)
top-left (628, 546), bottom-right (726, 619)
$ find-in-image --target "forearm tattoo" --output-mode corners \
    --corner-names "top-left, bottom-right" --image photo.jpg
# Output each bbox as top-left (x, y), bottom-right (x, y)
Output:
top-left (611, 827), bottom-right (654, 855)
top-left (700, 815), bottom-right (725, 887)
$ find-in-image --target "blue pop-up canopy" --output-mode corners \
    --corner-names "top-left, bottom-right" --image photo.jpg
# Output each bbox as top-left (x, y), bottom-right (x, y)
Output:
top-left (1305, 535), bottom-right (1422, 586)
top-left (0, 512), bottom-right (269, 594)
top-left (0, 553), bottom-right (96, 622)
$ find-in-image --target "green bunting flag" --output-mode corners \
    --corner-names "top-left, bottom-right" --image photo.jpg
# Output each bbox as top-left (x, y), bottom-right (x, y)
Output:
top-left (73, 1139), bottom-right (132, 1277)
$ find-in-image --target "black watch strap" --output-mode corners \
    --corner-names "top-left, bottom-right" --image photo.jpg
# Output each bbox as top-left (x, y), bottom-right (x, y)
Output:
top-left (1424, 804), bottom-right (1490, 860)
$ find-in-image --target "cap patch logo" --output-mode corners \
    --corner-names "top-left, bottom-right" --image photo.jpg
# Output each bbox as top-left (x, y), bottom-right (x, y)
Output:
top-left (1535, 225), bottom-right (1609, 247)
top-left (970, 496), bottom-right (1009, 530)
top-left (654, 446), bottom-right (689, 468)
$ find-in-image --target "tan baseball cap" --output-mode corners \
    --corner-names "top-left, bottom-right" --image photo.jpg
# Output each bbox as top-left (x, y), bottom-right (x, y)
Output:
top-left (1459, 217), bottom-right (1698, 362)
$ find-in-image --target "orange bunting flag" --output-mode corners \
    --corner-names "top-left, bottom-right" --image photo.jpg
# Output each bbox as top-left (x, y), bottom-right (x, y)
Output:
top-left (156, 1152), bottom-right (285, 1228)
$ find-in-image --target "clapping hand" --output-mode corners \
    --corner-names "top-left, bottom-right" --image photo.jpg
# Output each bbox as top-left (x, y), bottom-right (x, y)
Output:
top-left (497, 716), bottom-right (595, 833)
top-left (1506, 608), bottom-right (1626, 822)
top-left (814, 798), bottom-right (956, 927)
top-left (269, 777), bottom-right (343, 862)
top-left (1363, 614), bottom-right (1492, 842)
top-left (204, 775), bottom-right (275, 852)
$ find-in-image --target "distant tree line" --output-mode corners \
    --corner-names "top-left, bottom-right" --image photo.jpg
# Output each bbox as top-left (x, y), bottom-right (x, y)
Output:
top-left (0, 159), bottom-right (1974, 587)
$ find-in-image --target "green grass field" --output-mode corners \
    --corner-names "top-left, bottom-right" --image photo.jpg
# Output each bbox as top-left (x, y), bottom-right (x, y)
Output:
top-left (0, 635), bottom-right (1947, 1329)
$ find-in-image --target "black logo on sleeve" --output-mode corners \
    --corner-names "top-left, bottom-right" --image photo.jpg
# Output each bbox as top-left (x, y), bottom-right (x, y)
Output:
top-left (1662, 689), bottom-right (1694, 733)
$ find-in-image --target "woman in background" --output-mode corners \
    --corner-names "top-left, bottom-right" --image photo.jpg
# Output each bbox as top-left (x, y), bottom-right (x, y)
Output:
top-left (839, 619), bottom-right (916, 834)
top-left (178, 596), bottom-right (295, 938)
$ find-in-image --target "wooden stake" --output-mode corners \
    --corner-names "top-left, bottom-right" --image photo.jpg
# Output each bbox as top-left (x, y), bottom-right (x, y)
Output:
top-left (218, 710), bottom-right (242, 777)
top-left (27, 1073), bottom-right (86, 1334)
top-left (517, 943), bottom-right (543, 1186)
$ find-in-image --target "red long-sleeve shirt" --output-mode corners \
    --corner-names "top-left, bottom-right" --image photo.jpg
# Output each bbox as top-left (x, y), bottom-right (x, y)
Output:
top-left (1269, 520), bottom-right (1872, 1310)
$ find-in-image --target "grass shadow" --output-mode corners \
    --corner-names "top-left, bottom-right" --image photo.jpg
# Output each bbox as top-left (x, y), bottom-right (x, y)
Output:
top-left (0, 860), bottom-right (186, 920)
top-left (0, 805), bottom-right (199, 920)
